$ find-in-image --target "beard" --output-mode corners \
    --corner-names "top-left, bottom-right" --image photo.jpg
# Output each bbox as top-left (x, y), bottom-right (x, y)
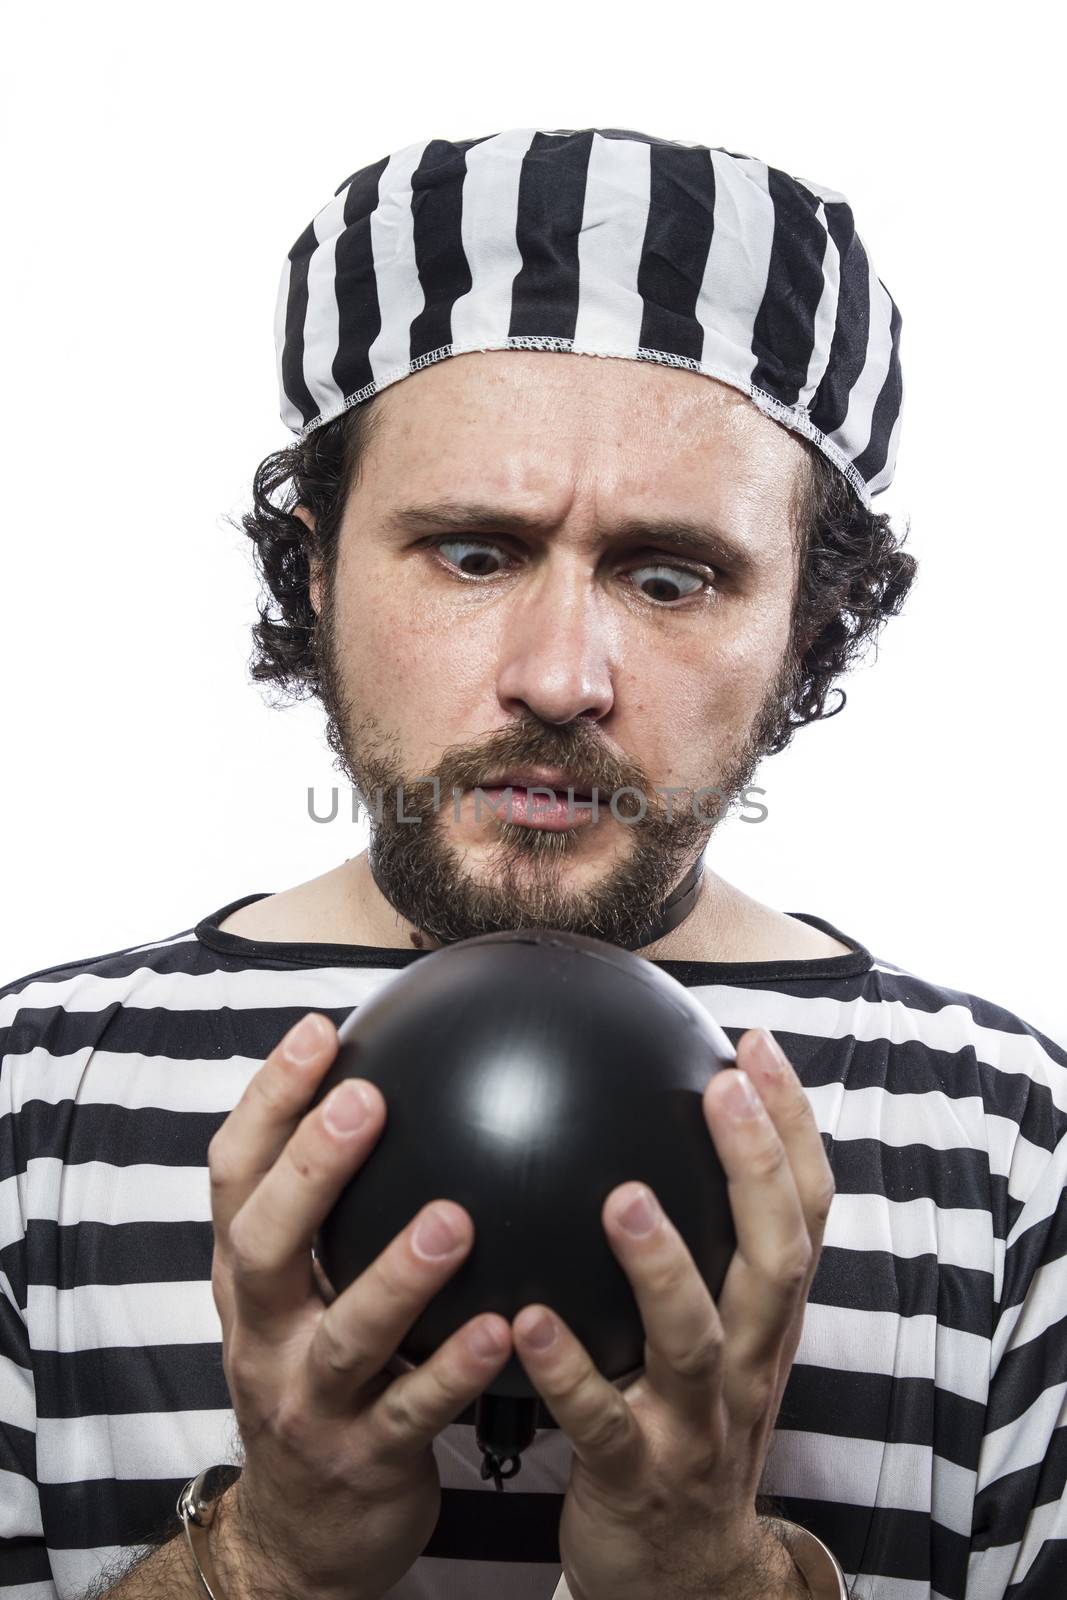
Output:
top-left (313, 573), bottom-right (797, 947)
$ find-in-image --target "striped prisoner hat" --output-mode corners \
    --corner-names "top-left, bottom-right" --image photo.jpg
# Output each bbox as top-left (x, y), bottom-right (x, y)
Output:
top-left (276, 128), bottom-right (903, 508)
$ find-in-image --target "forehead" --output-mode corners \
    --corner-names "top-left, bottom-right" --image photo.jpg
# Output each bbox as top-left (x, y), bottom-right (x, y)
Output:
top-left (355, 350), bottom-right (809, 543)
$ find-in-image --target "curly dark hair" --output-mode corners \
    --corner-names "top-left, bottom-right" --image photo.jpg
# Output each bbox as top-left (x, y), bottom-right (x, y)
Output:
top-left (235, 394), bottom-right (917, 757)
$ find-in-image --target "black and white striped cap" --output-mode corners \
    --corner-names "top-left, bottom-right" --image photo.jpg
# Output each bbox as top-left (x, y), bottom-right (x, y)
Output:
top-left (276, 128), bottom-right (903, 508)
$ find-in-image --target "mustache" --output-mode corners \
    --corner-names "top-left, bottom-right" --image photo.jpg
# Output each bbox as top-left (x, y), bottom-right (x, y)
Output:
top-left (434, 719), bottom-right (645, 798)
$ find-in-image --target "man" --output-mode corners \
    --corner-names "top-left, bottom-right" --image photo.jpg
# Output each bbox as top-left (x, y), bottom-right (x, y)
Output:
top-left (1, 128), bottom-right (1064, 1600)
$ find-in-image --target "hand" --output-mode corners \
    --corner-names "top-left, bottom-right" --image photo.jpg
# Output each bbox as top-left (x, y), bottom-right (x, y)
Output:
top-left (510, 1028), bottom-right (834, 1600)
top-left (205, 1012), bottom-right (516, 1600)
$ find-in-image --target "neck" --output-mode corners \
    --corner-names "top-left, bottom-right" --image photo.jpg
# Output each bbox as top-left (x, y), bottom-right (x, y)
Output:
top-left (626, 856), bottom-right (705, 949)
top-left (347, 849), bottom-right (713, 958)
top-left (367, 857), bottom-right (710, 953)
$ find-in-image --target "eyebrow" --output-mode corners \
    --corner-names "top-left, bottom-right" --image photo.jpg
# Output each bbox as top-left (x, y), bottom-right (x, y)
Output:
top-left (386, 500), bottom-right (759, 576)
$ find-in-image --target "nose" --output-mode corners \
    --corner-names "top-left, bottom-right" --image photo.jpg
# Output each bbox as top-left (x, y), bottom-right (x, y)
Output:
top-left (495, 559), bottom-right (616, 726)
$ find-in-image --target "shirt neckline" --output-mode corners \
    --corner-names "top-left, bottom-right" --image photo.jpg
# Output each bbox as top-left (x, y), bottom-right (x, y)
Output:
top-left (194, 892), bottom-right (875, 985)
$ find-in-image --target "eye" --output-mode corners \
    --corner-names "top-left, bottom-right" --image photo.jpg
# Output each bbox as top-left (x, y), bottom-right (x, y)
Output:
top-left (627, 562), bottom-right (710, 604)
top-left (429, 538), bottom-right (712, 603)
top-left (432, 537), bottom-right (513, 577)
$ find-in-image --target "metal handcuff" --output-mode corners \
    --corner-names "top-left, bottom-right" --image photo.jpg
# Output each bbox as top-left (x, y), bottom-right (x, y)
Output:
top-left (177, 1462), bottom-right (849, 1599)
top-left (176, 1464), bottom-right (241, 1600)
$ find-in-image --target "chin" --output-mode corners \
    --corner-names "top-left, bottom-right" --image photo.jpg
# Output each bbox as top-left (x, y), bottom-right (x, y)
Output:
top-left (462, 828), bottom-right (626, 895)
top-left (457, 844), bottom-right (627, 921)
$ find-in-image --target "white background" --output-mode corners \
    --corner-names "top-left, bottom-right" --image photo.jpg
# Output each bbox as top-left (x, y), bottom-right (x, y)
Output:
top-left (2, 2), bottom-right (1064, 1044)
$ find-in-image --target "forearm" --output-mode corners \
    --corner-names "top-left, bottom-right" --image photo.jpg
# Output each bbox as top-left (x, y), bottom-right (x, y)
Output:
top-left (555, 1517), bottom-right (815, 1600)
top-left (756, 1518), bottom-right (817, 1599)
top-left (87, 1486), bottom-right (266, 1600)
top-left (86, 1533), bottom-right (205, 1599)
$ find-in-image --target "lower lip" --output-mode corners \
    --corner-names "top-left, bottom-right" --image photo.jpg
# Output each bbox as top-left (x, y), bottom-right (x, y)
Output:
top-left (474, 786), bottom-right (596, 830)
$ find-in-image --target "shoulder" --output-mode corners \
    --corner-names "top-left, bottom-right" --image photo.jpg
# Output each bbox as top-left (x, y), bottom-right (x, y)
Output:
top-left (858, 956), bottom-right (1067, 1172)
top-left (863, 955), bottom-right (1066, 1077)
top-left (0, 915), bottom-right (217, 1097)
top-left (1, 917), bottom-right (198, 999)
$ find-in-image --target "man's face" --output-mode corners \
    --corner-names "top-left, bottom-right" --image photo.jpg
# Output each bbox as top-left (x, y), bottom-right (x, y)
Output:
top-left (306, 351), bottom-right (807, 946)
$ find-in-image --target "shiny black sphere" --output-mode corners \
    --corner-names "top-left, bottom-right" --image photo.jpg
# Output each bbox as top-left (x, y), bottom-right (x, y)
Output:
top-left (311, 928), bottom-right (738, 1401)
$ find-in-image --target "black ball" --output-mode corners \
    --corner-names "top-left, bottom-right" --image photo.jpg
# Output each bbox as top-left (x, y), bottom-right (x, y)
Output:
top-left (310, 928), bottom-right (737, 1405)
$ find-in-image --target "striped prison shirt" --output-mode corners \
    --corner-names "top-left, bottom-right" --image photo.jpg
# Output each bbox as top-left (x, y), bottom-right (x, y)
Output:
top-left (1, 891), bottom-right (1065, 1599)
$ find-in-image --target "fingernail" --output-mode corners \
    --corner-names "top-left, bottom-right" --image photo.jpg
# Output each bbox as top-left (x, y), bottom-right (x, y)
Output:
top-left (286, 1013), bottom-right (328, 1065)
top-left (523, 1311), bottom-right (557, 1350)
top-left (469, 1320), bottom-right (506, 1360)
top-left (323, 1080), bottom-right (372, 1135)
top-left (618, 1185), bottom-right (660, 1237)
top-left (723, 1068), bottom-right (763, 1121)
top-left (754, 1029), bottom-right (788, 1078)
top-left (413, 1205), bottom-right (461, 1260)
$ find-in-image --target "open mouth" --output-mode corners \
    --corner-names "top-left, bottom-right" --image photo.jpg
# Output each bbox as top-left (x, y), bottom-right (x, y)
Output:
top-left (480, 770), bottom-right (596, 799)
top-left (473, 779), bottom-right (598, 829)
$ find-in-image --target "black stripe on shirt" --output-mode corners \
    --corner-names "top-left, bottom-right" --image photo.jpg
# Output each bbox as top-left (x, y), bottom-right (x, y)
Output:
top-left (4, 1006), bottom-right (1054, 1150)
top-left (425, 1484), bottom-right (562, 1562)
top-left (763, 1495), bottom-right (967, 1586)
top-left (778, 1365), bottom-right (984, 1467)
top-left (0, 1418), bottom-right (35, 1481)
top-left (1, 1099), bottom-right (1011, 1221)
top-left (0, 1536), bottom-right (53, 1587)
top-left (1000, 1203), bottom-right (1067, 1316)
top-left (31, 1341), bottom-right (230, 1420)
top-left (39, 1476), bottom-right (187, 1551)
top-left (812, 1247), bottom-right (992, 1330)
top-left (984, 1307), bottom-right (1067, 1431)
top-left (971, 1426), bottom-right (1067, 1548)
top-left (18, 1218), bottom-right (215, 1292)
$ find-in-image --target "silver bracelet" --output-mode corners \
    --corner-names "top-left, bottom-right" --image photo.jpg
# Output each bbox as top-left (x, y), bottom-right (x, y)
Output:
top-left (176, 1466), bottom-right (242, 1599)
top-left (774, 1518), bottom-right (849, 1599)
top-left (178, 1467), bottom-right (847, 1600)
